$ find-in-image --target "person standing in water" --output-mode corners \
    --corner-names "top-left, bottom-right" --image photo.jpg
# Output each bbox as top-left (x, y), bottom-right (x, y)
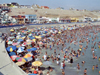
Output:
top-left (70, 57), bottom-right (73, 64)
top-left (77, 63), bottom-right (80, 70)
top-left (84, 68), bottom-right (87, 75)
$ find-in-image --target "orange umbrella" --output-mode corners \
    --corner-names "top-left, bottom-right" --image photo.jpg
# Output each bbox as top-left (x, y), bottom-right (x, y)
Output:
top-left (24, 54), bottom-right (33, 58)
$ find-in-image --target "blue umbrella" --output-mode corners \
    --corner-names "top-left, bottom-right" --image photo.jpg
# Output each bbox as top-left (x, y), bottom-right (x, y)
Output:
top-left (44, 31), bottom-right (47, 34)
top-left (28, 73), bottom-right (37, 75)
top-left (18, 39), bottom-right (23, 42)
top-left (27, 49), bottom-right (32, 52)
top-left (9, 52), bottom-right (16, 56)
top-left (27, 47), bottom-right (37, 52)
top-left (31, 47), bottom-right (37, 51)
top-left (6, 46), bottom-right (16, 52)
top-left (29, 36), bottom-right (35, 40)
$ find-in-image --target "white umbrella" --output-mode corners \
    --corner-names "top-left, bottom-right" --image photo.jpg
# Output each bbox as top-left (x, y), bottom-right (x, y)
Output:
top-left (17, 47), bottom-right (24, 53)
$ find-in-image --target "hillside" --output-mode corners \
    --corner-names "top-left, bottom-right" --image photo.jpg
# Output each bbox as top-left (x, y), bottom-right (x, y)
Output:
top-left (8, 8), bottom-right (100, 18)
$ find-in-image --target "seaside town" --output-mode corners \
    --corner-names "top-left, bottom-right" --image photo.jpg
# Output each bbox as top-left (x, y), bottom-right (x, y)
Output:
top-left (0, 1), bottom-right (100, 75)
top-left (0, 2), bottom-right (100, 26)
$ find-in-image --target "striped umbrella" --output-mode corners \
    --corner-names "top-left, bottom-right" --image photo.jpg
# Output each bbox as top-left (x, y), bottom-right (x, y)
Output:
top-left (10, 55), bottom-right (19, 61)
top-left (16, 57), bottom-right (27, 62)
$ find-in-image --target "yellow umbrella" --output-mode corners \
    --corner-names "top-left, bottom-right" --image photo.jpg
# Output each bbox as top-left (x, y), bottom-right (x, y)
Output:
top-left (32, 61), bottom-right (42, 66)
top-left (32, 39), bottom-right (36, 42)
top-left (16, 62), bottom-right (25, 66)
top-left (58, 32), bottom-right (61, 34)
top-left (10, 29), bottom-right (14, 32)
top-left (35, 36), bottom-right (41, 39)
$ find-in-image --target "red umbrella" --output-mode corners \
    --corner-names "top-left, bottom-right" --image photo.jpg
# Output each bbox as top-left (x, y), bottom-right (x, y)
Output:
top-left (12, 42), bottom-right (18, 46)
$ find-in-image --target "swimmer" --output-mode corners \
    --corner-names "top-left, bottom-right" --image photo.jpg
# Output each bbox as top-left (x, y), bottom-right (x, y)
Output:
top-left (96, 64), bottom-right (98, 69)
top-left (92, 65), bottom-right (95, 70)
top-left (77, 63), bottom-right (80, 70)
top-left (82, 61), bottom-right (85, 64)
top-left (95, 55), bottom-right (97, 59)
top-left (99, 57), bottom-right (100, 61)
top-left (84, 68), bottom-right (87, 75)
top-left (99, 71), bottom-right (100, 74)
top-left (82, 52), bottom-right (84, 56)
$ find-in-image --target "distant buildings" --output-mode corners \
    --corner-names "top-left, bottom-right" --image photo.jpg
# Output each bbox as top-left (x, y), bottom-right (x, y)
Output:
top-left (25, 15), bottom-right (37, 23)
top-left (41, 6), bottom-right (49, 9)
top-left (12, 15), bottom-right (25, 24)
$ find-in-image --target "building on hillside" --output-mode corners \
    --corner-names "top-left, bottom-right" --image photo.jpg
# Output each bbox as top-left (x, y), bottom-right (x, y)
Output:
top-left (59, 18), bottom-right (71, 23)
top-left (0, 6), bottom-right (10, 12)
top-left (41, 6), bottom-right (49, 9)
top-left (49, 18), bottom-right (59, 23)
top-left (19, 5), bottom-right (32, 8)
top-left (0, 18), bottom-right (3, 24)
top-left (11, 2), bottom-right (19, 6)
top-left (71, 18), bottom-right (79, 22)
top-left (25, 15), bottom-right (37, 23)
top-left (12, 15), bottom-right (25, 24)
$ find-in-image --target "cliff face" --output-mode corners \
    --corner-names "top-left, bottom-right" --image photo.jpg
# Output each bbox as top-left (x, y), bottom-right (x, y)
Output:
top-left (8, 8), bottom-right (100, 18)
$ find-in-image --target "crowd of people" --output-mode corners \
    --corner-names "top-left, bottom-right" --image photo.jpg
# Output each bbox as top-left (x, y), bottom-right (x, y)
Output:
top-left (1, 24), bottom-right (100, 75)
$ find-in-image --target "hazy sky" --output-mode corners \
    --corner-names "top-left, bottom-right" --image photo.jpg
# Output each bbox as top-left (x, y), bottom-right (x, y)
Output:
top-left (1, 0), bottom-right (100, 10)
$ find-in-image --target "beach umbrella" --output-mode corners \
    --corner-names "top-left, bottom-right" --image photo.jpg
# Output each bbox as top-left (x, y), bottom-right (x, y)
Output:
top-left (10, 29), bottom-right (14, 32)
top-left (17, 47), bottom-right (24, 53)
top-left (16, 62), bottom-right (25, 66)
top-left (12, 42), bottom-right (18, 46)
top-left (43, 61), bottom-right (52, 66)
top-left (23, 42), bottom-right (27, 46)
top-left (6, 46), bottom-right (16, 52)
top-left (58, 32), bottom-right (61, 34)
top-left (29, 47), bottom-right (37, 52)
top-left (10, 55), bottom-right (19, 61)
top-left (24, 57), bottom-right (33, 62)
top-left (7, 41), bottom-right (13, 45)
top-left (18, 39), bottom-right (23, 42)
top-left (28, 73), bottom-right (37, 75)
top-left (16, 57), bottom-right (26, 62)
top-left (9, 52), bottom-right (16, 56)
top-left (16, 57), bottom-right (21, 61)
top-left (29, 36), bottom-right (35, 40)
top-left (32, 39), bottom-right (36, 42)
top-left (24, 54), bottom-right (33, 58)
top-left (32, 61), bottom-right (42, 66)
top-left (9, 36), bottom-right (15, 39)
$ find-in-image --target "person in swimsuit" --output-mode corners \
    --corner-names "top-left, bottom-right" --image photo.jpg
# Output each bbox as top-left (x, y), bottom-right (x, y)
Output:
top-left (96, 64), bottom-right (98, 69)
top-left (84, 68), bottom-right (87, 75)
top-left (92, 65), bottom-right (95, 70)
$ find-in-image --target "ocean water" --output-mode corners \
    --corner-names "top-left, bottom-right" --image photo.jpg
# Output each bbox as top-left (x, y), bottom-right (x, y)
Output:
top-left (54, 26), bottom-right (100, 75)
